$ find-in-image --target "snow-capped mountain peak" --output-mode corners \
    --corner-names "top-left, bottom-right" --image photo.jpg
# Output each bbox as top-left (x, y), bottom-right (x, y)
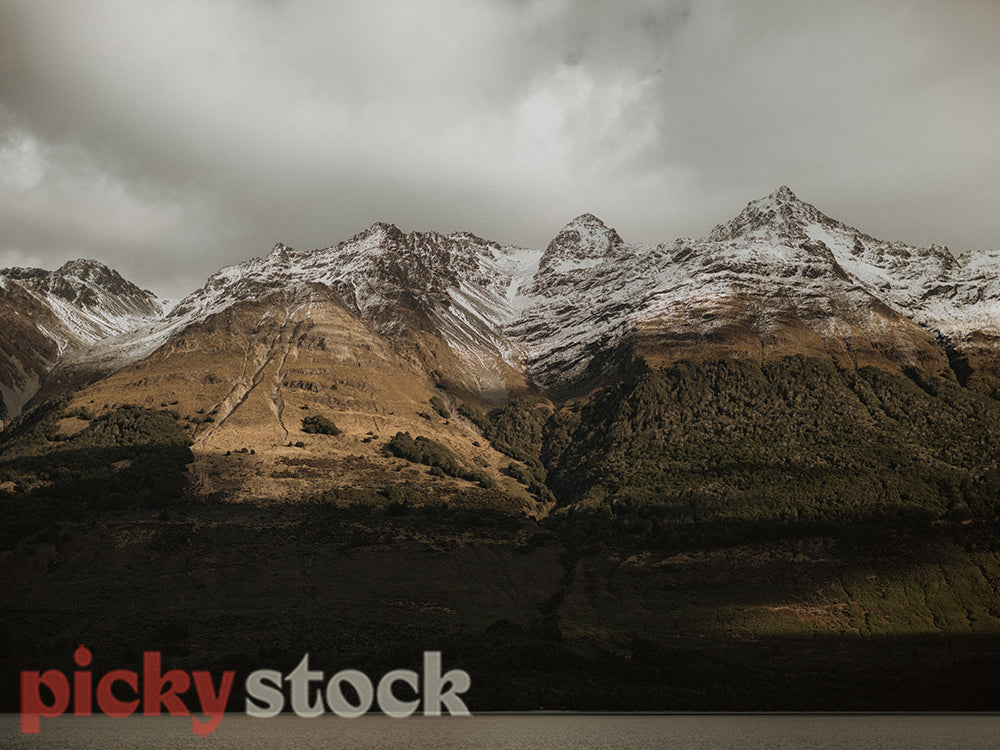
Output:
top-left (705, 185), bottom-right (835, 243)
top-left (349, 221), bottom-right (406, 248)
top-left (0, 259), bottom-right (164, 420)
top-left (56, 258), bottom-right (113, 279)
top-left (769, 184), bottom-right (798, 202)
top-left (539, 213), bottom-right (624, 275)
top-left (1, 259), bottom-right (162, 335)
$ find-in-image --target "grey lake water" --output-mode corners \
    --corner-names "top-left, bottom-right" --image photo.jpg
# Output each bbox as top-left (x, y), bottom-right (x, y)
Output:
top-left (3, 713), bottom-right (1000, 749)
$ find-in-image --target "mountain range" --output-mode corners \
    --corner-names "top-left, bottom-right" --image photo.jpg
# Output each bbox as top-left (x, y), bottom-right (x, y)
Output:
top-left (3, 186), bottom-right (999, 423)
top-left (2, 184), bottom-right (999, 514)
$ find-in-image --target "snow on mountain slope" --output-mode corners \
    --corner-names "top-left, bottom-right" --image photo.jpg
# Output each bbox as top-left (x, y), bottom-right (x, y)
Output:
top-left (86, 224), bottom-right (540, 397)
top-left (0, 260), bottom-right (163, 420)
top-left (6, 186), bottom-right (1000, 419)
top-left (103, 187), bottom-right (1000, 394)
top-left (3, 260), bottom-right (163, 346)
top-left (509, 188), bottom-right (999, 386)
top-left (706, 187), bottom-right (1000, 370)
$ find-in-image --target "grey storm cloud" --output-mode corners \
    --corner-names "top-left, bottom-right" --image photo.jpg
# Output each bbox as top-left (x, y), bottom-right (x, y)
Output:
top-left (1, 0), bottom-right (998, 298)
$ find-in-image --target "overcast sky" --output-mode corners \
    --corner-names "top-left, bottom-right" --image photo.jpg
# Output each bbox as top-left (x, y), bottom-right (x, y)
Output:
top-left (2, 0), bottom-right (999, 299)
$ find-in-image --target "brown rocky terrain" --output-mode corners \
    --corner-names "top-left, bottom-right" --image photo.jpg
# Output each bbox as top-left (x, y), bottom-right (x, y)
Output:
top-left (632, 291), bottom-right (953, 377)
top-left (68, 285), bottom-right (540, 509)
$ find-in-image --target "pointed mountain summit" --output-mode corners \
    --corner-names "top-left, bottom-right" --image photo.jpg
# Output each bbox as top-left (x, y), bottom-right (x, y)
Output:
top-left (703, 186), bottom-right (961, 280)
top-left (706, 186), bottom-right (837, 243)
top-left (1, 259), bottom-right (161, 323)
top-left (540, 213), bottom-right (624, 273)
top-left (347, 221), bottom-right (407, 249)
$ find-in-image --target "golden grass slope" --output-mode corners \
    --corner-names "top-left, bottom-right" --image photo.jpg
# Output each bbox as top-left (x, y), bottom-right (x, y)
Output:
top-left (70, 286), bottom-right (536, 509)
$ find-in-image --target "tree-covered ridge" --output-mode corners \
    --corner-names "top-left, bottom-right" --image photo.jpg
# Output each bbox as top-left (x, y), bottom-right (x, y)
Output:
top-left (459, 399), bottom-right (550, 477)
top-left (0, 398), bottom-right (190, 457)
top-left (541, 356), bottom-right (1000, 535)
top-left (0, 399), bottom-right (194, 547)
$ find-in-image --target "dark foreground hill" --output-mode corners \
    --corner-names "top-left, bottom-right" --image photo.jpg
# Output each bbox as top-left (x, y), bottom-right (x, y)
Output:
top-left (3, 355), bottom-right (1000, 712)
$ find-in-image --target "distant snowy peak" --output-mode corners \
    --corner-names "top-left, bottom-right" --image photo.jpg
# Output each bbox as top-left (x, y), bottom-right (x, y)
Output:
top-left (0, 259), bottom-right (165, 420)
top-left (539, 213), bottom-right (625, 274)
top-left (702, 187), bottom-right (964, 297)
top-left (705, 186), bottom-right (841, 244)
top-left (268, 242), bottom-right (294, 261)
top-left (0, 259), bottom-right (162, 344)
top-left (143, 224), bottom-right (535, 396)
top-left (4, 258), bottom-right (159, 309)
top-left (167, 223), bottom-right (520, 342)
